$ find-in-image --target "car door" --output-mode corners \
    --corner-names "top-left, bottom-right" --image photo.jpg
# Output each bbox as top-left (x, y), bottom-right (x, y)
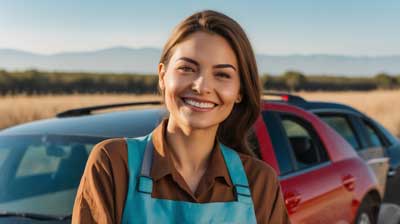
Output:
top-left (261, 111), bottom-right (353, 223)
top-left (373, 119), bottom-right (400, 178)
top-left (358, 117), bottom-right (400, 200)
top-left (372, 120), bottom-right (400, 204)
top-left (317, 113), bottom-right (389, 195)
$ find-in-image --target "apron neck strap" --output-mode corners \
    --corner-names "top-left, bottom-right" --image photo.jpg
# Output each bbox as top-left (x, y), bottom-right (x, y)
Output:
top-left (137, 136), bottom-right (253, 204)
top-left (137, 134), bottom-right (154, 194)
top-left (219, 143), bottom-right (253, 204)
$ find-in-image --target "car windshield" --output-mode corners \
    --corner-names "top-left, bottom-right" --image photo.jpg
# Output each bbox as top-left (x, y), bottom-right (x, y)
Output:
top-left (0, 134), bottom-right (106, 217)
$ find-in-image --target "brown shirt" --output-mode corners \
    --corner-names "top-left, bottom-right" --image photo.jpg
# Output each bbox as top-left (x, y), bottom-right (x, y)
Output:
top-left (72, 120), bottom-right (290, 224)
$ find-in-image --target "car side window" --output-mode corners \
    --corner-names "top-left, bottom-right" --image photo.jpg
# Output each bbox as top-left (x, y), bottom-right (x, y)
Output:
top-left (280, 114), bottom-right (329, 170)
top-left (262, 111), bottom-right (295, 175)
top-left (319, 115), bottom-right (361, 150)
top-left (361, 119), bottom-right (385, 148)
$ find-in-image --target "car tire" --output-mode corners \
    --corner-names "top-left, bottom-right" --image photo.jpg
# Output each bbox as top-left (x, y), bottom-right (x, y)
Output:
top-left (355, 195), bottom-right (380, 224)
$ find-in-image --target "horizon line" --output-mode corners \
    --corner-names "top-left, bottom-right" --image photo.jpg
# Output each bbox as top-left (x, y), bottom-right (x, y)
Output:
top-left (1, 46), bottom-right (400, 58)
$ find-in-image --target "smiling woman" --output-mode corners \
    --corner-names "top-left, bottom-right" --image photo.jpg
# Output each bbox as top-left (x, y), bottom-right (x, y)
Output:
top-left (159, 31), bottom-right (242, 142)
top-left (72, 10), bottom-right (290, 224)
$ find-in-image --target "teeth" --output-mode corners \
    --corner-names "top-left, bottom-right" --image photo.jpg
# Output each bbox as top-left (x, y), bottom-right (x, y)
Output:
top-left (184, 99), bottom-right (215, 109)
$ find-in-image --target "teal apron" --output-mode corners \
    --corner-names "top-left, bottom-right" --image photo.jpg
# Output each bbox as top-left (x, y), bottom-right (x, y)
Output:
top-left (121, 133), bottom-right (257, 224)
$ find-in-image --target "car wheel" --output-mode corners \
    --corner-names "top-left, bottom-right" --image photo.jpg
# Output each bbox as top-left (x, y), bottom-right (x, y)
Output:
top-left (355, 195), bottom-right (380, 224)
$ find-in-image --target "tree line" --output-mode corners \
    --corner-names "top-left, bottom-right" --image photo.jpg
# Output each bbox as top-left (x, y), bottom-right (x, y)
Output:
top-left (0, 69), bottom-right (159, 95)
top-left (0, 69), bottom-right (399, 95)
top-left (263, 71), bottom-right (400, 92)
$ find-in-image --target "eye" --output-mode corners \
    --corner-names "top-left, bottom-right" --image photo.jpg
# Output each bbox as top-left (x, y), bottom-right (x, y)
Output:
top-left (216, 72), bottom-right (231, 79)
top-left (177, 66), bottom-right (195, 73)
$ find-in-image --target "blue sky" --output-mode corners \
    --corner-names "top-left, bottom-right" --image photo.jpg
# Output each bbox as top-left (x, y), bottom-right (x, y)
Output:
top-left (1, 0), bottom-right (399, 56)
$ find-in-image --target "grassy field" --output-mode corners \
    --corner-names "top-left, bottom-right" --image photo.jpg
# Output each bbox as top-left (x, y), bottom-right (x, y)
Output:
top-left (1, 90), bottom-right (399, 137)
top-left (0, 94), bottom-right (161, 130)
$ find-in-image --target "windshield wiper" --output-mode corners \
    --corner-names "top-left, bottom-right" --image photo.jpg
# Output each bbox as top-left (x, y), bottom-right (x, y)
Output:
top-left (0, 211), bottom-right (71, 221)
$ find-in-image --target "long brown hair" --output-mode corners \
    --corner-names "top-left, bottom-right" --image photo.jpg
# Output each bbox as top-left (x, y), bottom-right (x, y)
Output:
top-left (159, 10), bottom-right (261, 156)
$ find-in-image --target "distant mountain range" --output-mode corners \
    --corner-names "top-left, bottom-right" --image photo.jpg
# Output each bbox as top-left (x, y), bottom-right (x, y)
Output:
top-left (1, 46), bottom-right (399, 76)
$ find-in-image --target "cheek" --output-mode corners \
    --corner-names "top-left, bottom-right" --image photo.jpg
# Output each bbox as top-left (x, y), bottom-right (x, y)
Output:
top-left (220, 90), bottom-right (239, 104)
top-left (217, 81), bottom-right (241, 105)
top-left (163, 72), bottom-right (190, 109)
top-left (164, 73), bottom-right (185, 97)
top-left (163, 77), bottom-right (179, 108)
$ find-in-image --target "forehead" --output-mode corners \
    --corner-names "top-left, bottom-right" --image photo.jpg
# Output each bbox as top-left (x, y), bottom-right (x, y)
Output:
top-left (169, 31), bottom-right (238, 67)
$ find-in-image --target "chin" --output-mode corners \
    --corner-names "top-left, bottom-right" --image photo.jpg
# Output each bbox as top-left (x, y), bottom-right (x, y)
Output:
top-left (180, 117), bottom-right (220, 131)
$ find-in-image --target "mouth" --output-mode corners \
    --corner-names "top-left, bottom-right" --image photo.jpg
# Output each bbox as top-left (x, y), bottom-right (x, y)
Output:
top-left (181, 97), bottom-right (218, 111)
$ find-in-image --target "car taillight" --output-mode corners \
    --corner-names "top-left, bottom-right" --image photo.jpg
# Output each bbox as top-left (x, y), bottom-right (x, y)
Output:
top-left (282, 95), bottom-right (289, 101)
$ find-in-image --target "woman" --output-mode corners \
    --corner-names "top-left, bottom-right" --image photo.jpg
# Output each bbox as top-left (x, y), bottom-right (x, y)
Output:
top-left (72, 10), bottom-right (290, 224)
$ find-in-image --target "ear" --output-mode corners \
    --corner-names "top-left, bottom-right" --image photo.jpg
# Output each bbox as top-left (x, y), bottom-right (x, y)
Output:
top-left (235, 93), bottom-right (242, 103)
top-left (158, 63), bottom-right (166, 91)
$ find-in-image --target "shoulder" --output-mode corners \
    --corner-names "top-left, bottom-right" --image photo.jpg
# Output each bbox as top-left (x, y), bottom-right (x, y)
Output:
top-left (238, 153), bottom-right (279, 187)
top-left (73, 138), bottom-right (129, 224)
top-left (238, 153), bottom-right (281, 201)
top-left (87, 138), bottom-right (128, 170)
top-left (238, 154), bottom-right (290, 223)
top-left (89, 138), bottom-right (128, 159)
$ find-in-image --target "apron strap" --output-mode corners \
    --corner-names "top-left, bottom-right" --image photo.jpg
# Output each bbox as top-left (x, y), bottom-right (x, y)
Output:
top-left (137, 134), bottom-right (154, 195)
top-left (137, 137), bottom-right (253, 204)
top-left (219, 143), bottom-right (253, 204)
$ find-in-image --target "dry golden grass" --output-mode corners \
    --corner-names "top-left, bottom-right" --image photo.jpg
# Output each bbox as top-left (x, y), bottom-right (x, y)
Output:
top-left (1, 91), bottom-right (399, 138)
top-left (297, 90), bottom-right (400, 137)
top-left (0, 94), bottom-right (161, 130)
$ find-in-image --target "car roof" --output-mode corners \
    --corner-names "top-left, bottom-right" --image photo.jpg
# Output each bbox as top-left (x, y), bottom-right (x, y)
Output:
top-left (263, 92), bottom-right (364, 116)
top-left (289, 101), bottom-right (364, 115)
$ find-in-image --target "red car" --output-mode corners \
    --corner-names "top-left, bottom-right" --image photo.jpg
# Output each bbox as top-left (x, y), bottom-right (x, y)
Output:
top-left (254, 101), bottom-right (382, 223)
top-left (0, 99), bottom-right (381, 223)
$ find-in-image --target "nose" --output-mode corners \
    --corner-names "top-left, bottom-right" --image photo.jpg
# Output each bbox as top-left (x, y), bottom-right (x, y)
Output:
top-left (191, 72), bottom-right (212, 94)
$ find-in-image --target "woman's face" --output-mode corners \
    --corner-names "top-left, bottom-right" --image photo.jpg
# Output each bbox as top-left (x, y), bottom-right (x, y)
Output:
top-left (158, 31), bottom-right (242, 131)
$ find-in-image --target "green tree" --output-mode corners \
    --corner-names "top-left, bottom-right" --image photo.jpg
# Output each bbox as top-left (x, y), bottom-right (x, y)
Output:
top-left (282, 70), bottom-right (306, 92)
top-left (260, 74), bottom-right (271, 90)
top-left (0, 69), bottom-right (11, 94)
top-left (374, 73), bottom-right (396, 89)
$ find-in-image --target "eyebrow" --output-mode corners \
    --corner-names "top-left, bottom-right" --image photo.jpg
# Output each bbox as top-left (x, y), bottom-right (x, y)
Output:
top-left (176, 57), bottom-right (237, 71)
top-left (213, 64), bottom-right (237, 71)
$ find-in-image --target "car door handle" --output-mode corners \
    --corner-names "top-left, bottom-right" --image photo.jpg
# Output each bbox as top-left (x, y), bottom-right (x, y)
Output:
top-left (342, 174), bottom-right (355, 191)
top-left (284, 191), bottom-right (302, 213)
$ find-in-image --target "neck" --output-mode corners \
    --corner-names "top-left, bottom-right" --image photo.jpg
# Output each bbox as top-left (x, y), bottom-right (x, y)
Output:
top-left (165, 118), bottom-right (218, 173)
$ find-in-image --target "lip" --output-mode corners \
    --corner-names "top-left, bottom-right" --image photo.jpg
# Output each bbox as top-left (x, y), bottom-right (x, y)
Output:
top-left (180, 96), bottom-right (218, 112)
top-left (180, 96), bottom-right (218, 105)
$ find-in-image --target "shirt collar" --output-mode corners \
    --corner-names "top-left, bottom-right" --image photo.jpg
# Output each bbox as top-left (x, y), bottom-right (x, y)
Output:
top-left (150, 119), bottom-right (172, 180)
top-left (150, 119), bottom-right (232, 187)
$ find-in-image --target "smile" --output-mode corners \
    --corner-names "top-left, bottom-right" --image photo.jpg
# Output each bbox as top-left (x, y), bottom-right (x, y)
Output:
top-left (182, 98), bottom-right (217, 109)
